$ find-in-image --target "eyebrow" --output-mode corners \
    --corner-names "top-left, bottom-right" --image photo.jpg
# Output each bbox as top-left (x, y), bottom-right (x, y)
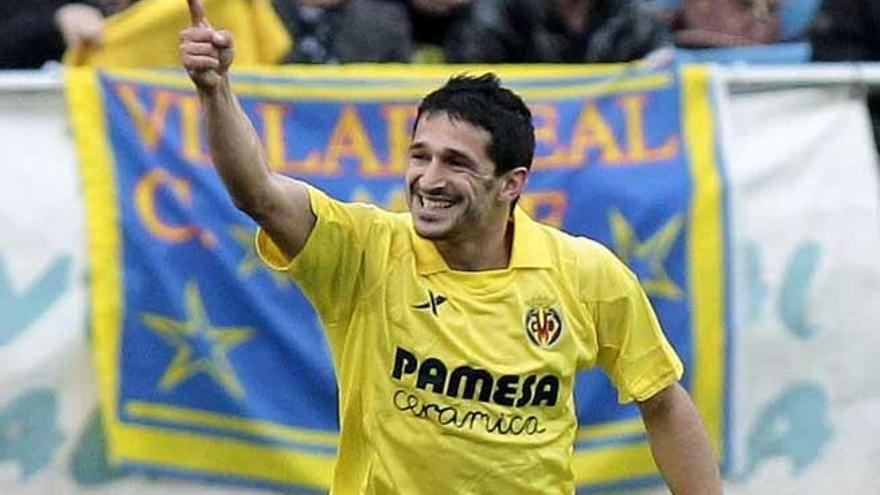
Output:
top-left (444, 148), bottom-right (477, 167)
top-left (409, 142), bottom-right (478, 166)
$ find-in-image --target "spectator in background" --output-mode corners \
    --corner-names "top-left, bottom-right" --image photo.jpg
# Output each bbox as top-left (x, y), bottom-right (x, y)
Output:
top-left (69, 0), bottom-right (288, 68)
top-left (443, 0), bottom-right (671, 64)
top-left (809, 0), bottom-right (879, 59)
top-left (408, 0), bottom-right (472, 15)
top-left (809, 0), bottom-right (880, 148)
top-left (405, 0), bottom-right (474, 62)
top-left (101, 0), bottom-right (138, 15)
top-left (272, 0), bottom-right (412, 63)
top-left (673, 0), bottom-right (782, 47)
top-left (0, 0), bottom-right (105, 68)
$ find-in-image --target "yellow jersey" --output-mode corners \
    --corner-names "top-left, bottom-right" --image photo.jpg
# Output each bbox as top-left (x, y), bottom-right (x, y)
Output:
top-left (256, 186), bottom-right (683, 495)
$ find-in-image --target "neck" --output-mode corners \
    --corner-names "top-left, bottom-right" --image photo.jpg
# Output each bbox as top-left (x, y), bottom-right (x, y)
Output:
top-left (433, 217), bottom-right (514, 271)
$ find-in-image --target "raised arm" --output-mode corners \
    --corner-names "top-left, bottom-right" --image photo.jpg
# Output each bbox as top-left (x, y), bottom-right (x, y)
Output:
top-left (638, 383), bottom-right (723, 495)
top-left (180, 0), bottom-right (315, 259)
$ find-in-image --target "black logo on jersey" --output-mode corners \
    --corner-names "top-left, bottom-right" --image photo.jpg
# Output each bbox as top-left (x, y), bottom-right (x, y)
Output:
top-left (391, 346), bottom-right (559, 407)
top-left (389, 346), bottom-right (556, 437)
top-left (525, 304), bottom-right (563, 349)
top-left (412, 290), bottom-right (447, 316)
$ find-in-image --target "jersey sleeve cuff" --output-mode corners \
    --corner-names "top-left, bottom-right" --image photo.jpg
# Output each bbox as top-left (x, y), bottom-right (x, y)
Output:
top-left (254, 227), bottom-right (294, 271)
top-left (617, 348), bottom-right (685, 404)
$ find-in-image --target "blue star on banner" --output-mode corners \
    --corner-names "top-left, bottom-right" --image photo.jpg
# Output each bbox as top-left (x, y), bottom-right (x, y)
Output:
top-left (608, 208), bottom-right (684, 299)
top-left (141, 281), bottom-right (255, 398)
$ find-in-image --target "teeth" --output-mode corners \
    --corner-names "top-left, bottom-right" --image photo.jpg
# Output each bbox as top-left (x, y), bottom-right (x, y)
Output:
top-left (422, 197), bottom-right (453, 210)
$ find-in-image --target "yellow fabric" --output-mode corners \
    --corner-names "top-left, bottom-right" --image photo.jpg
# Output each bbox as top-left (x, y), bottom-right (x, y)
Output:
top-left (256, 186), bottom-right (683, 495)
top-left (65, 0), bottom-right (291, 67)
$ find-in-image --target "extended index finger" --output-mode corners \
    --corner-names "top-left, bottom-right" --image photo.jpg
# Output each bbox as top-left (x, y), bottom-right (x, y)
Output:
top-left (187, 0), bottom-right (209, 27)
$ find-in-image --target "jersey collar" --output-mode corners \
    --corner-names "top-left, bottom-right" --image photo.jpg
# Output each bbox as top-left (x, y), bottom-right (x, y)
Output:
top-left (410, 207), bottom-right (552, 275)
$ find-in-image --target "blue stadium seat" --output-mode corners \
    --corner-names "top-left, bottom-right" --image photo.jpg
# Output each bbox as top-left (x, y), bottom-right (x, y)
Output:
top-left (643, 0), bottom-right (819, 64)
top-left (675, 42), bottom-right (812, 64)
top-left (641, 0), bottom-right (681, 9)
top-left (779, 0), bottom-right (822, 41)
top-left (640, 0), bottom-right (821, 41)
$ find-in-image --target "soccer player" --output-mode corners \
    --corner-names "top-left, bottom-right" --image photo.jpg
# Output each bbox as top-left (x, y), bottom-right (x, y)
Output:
top-left (180, 0), bottom-right (723, 493)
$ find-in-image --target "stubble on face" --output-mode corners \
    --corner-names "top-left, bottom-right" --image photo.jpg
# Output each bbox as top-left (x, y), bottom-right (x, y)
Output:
top-left (406, 113), bottom-right (502, 242)
top-left (412, 174), bottom-right (499, 241)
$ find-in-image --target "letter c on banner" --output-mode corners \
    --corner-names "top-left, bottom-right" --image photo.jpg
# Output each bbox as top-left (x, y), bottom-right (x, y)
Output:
top-left (134, 169), bottom-right (216, 247)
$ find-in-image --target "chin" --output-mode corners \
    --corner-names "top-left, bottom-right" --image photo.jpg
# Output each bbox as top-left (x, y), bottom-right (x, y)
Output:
top-left (413, 224), bottom-right (447, 240)
top-left (412, 218), bottom-right (454, 240)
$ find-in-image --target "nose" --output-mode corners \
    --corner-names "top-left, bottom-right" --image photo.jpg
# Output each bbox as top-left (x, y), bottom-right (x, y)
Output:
top-left (417, 158), bottom-right (448, 191)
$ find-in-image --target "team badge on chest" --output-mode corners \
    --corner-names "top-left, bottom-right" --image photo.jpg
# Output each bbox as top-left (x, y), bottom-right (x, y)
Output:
top-left (524, 302), bottom-right (563, 349)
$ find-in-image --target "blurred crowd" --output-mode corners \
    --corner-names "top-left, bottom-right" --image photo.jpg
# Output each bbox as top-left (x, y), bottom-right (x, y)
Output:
top-left (0, 0), bottom-right (128, 69)
top-left (0, 0), bottom-right (878, 69)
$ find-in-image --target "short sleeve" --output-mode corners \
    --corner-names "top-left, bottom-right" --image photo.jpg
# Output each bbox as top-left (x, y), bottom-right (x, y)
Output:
top-left (591, 249), bottom-right (684, 403)
top-left (255, 185), bottom-right (389, 325)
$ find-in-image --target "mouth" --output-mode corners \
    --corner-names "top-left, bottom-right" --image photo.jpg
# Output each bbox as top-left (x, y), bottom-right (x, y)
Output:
top-left (419, 195), bottom-right (455, 210)
top-left (413, 191), bottom-right (458, 217)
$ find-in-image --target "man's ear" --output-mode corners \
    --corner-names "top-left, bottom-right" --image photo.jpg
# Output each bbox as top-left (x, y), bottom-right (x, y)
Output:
top-left (498, 167), bottom-right (529, 203)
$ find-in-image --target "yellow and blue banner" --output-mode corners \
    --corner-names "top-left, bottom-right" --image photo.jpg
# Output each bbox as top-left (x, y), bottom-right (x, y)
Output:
top-left (66, 64), bottom-right (729, 492)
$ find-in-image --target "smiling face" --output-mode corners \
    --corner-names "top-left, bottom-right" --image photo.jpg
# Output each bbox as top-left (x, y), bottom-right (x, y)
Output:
top-left (405, 111), bottom-right (516, 242)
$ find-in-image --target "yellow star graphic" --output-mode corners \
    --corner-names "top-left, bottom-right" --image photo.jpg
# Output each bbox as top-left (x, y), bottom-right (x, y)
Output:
top-left (141, 281), bottom-right (254, 398)
top-left (609, 208), bottom-right (684, 299)
top-left (229, 225), bottom-right (290, 288)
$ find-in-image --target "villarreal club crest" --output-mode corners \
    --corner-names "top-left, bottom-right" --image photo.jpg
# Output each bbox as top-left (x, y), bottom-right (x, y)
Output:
top-left (524, 302), bottom-right (563, 349)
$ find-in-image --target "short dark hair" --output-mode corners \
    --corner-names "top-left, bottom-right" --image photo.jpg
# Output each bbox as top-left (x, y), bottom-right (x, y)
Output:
top-left (414, 73), bottom-right (535, 176)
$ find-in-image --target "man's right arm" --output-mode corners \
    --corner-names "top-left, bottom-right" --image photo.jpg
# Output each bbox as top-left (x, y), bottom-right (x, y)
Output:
top-left (180, 0), bottom-right (315, 259)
